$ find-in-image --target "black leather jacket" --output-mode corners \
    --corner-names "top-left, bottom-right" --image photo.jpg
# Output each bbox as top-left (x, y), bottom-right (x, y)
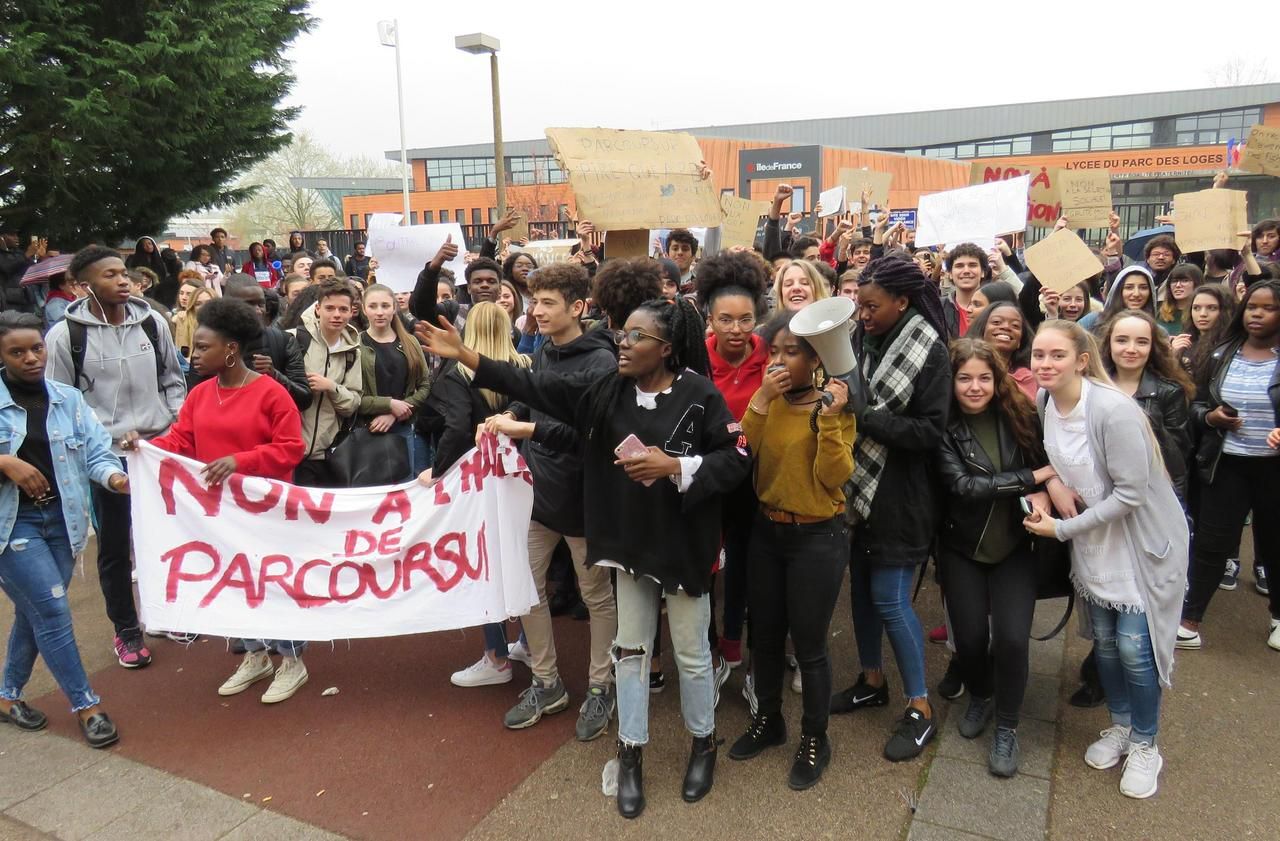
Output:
top-left (935, 412), bottom-right (1040, 559)
top-left (1191, 338), bottom-right (1280, 483)
top-left (1132, 370), bottom-right (1191, 498)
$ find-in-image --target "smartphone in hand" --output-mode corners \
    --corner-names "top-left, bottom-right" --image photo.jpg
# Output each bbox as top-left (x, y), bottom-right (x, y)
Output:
top-left (614, 433), bottom-right (655, 487)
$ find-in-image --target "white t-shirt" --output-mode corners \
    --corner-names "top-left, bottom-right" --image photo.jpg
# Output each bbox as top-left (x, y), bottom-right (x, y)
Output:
top-left (1044, 379), bottom-right (1143, 611)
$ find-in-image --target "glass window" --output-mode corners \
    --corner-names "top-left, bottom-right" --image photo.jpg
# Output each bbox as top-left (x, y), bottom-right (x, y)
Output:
top-left (1173, 107), bottom-right (1262, 145)
top-left (423, 210), bottom-right (433, 224)
top-left (471, 208), bottom-right (482, 225)
top-left (456, 209), bottom-right (465, 223)
top-left (350, 214), bottom-right (359, 229)
top-left (363, 213), bottom-right (372, 228)
top-left (439, 209), bottom-right (449, 222)
top-left (409, 211), bottom-right (418, 225)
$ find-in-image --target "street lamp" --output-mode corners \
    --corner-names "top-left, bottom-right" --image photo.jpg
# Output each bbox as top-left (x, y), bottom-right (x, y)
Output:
top-left (455, 33), bottom-right (506, 221)
top-left (377, 19), bottom-right (411, 225)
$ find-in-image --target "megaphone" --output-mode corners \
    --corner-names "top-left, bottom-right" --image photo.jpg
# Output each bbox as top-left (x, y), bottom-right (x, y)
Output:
top-left (790, 297), bottom-right (869, 415)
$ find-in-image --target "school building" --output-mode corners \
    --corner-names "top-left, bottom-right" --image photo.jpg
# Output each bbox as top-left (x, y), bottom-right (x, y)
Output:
top-left (334, 82), bottom-right (1280, 241)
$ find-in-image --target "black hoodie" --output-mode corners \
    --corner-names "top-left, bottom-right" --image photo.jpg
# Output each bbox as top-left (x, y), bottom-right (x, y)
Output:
top-left (509, 323), bottom-right (617, 536)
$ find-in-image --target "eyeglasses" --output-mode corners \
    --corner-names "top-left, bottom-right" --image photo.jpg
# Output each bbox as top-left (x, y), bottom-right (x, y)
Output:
top-left (612, 328), bottom-right (669, 347)
top-left (713, 315), bottom-right (757, 331)
top-left (1170, 278), bottom-right (1195, 285)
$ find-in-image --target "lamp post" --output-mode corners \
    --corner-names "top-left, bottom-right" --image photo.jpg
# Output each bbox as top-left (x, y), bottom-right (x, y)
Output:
top-left (455, 33), bottom-right (506, 221)
top-left (377, 20), bottom-right (411, 224)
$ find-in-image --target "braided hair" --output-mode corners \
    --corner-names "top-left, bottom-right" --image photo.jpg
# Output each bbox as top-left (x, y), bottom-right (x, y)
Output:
top-left (857, 252), bottom-right (950, 342)
top-left (584, 295), bottom-right (709, 444)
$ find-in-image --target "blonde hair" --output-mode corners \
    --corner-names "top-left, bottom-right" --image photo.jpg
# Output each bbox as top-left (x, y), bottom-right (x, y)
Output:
top-left (459, 302), bottom-right (530, 409)
top-left (772, 259), bottom-right (830, 312)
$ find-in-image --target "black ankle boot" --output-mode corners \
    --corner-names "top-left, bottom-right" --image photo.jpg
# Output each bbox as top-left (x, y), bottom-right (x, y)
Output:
top-left (682, 732), bottom-right (717, 803)
top-left (729, 712), bottom-right (787, 760)
top-left (616, 742), bottom-right (644, 819)
top-left (789, 733), bottom-right (831, 790)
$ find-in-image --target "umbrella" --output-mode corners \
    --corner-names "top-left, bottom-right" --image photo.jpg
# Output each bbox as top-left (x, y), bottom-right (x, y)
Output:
top-left (1122, 225), bottom-right (1174, 263)
top-left (19, 254), bottom-right (73, 286)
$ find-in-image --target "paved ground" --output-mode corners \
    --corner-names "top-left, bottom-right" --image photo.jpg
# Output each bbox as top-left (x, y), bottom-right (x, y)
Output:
top-left (2, 534), bottom-right (1276, 841)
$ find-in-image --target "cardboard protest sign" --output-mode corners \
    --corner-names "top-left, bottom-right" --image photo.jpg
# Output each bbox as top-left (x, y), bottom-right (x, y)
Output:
top-left (545, 127), bottom-right (722, 230)
top-left (606, 229), bottom-right (651, 259)
top-left (971, 164), bottom-right (1062, 228)
top-left (130, 439), bottom-right (539, 641)
top-left (1238, 124), bottom-right (1280, 177)
top-left (1173, 189), bottom-right (1249, 253)
top-left (838, 168), bottom-right (892, 209)
top-left (517, 238), bottom-right (578, 265)
top-left (365, 223), bottom-right (466, 294)
top-left (817, 185), bottom-right (846, 217)
top-left (720, 194), bottom-right (771, 249)
top-left (506, 211), bottom-right (529, 244)
top-left (1057, 170), bottom-right (1113, 229)
top-left (915, 176), bottom-right (1030, 248)
top-left (1024, 229), bottom-right (1104, 294)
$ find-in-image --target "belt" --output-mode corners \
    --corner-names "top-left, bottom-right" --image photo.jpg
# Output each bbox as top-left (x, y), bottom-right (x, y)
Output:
top-left (20, 493), bottom-right (59, 509)
top-left (759, 504), bottom-right (843, 525)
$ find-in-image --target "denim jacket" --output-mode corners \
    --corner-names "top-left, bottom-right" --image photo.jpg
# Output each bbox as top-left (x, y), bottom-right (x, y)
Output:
top-left (0, 376), bottom-right (124, 554)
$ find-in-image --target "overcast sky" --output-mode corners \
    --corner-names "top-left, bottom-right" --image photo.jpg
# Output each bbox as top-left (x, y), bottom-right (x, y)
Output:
top-left (283, 0), bottom-right (1274, 161)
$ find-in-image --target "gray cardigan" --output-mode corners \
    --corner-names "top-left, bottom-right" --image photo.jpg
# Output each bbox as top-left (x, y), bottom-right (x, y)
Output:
top-left (1039, 382), bottom-right (1188, 687)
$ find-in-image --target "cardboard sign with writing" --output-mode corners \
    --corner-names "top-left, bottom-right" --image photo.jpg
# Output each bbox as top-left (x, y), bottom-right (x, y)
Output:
top-left (1173, 189), bottom-right (1249, 253)
top-left (838, 169), bottom-right (892, 209)
top-left (719, 195), bottom-right (771, 249)
top-left (1024, 229), bottom-right (1104, 294)
top-left (605, 229), bottom-right (651, 259)
top-left (1057, 170), bottom-right (1112, 229)
top-left (971, 164), bottom-right (1062, 228)
top-left (915, 176), bottom-right (1030, 248)
top-left (545, 127), bottom-right (722, 230)
top-left (506, 212), bottom-right (529, 245)
top-left (1238, 124), bottom-right (1280, 177)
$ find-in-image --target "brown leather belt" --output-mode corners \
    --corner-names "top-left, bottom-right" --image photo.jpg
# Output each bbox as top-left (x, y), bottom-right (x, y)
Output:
top-left (759, 504), bottom-right (844, 525)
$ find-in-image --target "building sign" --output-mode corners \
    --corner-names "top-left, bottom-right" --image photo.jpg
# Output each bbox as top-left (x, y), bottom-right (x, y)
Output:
top-left (972, 146), bottom-right (1227, 179)
top-left (738, 146), bottom-right (823, 200)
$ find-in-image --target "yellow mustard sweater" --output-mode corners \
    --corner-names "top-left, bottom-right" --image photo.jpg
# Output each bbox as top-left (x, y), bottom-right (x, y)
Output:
top-left (740, 392), bottom-right (856, 518)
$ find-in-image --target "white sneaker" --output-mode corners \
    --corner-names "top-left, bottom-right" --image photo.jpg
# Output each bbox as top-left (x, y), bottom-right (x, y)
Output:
top-left (1085, 725), bottom-right (1131, 770)
top-left (1268, 619), bottom-right (1280, 652)
top-left (507, 640), bottom-right (531, 666)
top-left (791, 668), bottom-right (803, 694)
top-left (1175, 626), bottom-right (1202, 650)
top-left (261, 656), bottom-right (309, 704)
top-left (451, 655), bottom-right (512, 687)
top-left (218, 651), bottom-right (273, 696)
top-left (1119, 741), bottom-right (1163, 799)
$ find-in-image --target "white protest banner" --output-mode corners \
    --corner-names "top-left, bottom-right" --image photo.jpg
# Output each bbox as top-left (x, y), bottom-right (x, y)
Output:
top-left (817, 185), bottom-right (846, 217)
top-left (130, 440), bottom-right (538, 641)
top-left (517, 238), bottom-right (579, 265)
top-left (365, 223), bottom-right (467, 294)
top-left (546, 127), bottom-right (722, 230)
top-left (916, 175), bottom-right (1030, 248)
top-left (367, 213), bottom-right (404, 229)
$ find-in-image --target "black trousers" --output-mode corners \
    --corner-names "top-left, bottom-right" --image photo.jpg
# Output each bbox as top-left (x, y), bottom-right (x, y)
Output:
top-left (749, 513), bottom-right (849, 736)
top-left (939, 547), bottom-right (1037, 729)
top-left (293, 458), bottom-right (336, 488)
top-left (91, 481), bottom-right (140, 639)
top-left (1184, 454), bottom-right (1280, 622)
top-left (720, 478), bottom-right (757, 645)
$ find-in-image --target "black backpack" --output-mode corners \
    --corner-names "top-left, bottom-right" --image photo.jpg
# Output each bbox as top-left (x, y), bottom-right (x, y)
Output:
top-left (68, 315), bottom-right (166, 391)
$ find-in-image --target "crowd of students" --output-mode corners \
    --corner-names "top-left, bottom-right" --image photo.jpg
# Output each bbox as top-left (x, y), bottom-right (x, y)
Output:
top-left (0, 183), bottom-right (1276, 815)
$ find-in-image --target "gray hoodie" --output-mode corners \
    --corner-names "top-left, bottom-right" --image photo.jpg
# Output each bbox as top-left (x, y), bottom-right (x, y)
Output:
top-left (46, 297), bottom-right (186, 452)
top-left (1078, 264), bottom-right (1157, 333)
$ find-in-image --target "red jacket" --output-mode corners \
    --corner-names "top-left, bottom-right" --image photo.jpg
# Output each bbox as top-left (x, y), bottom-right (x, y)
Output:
top-left (242, 260), bottom-right (282, 287)
top-left (706, 333), bottom-right (769, 420)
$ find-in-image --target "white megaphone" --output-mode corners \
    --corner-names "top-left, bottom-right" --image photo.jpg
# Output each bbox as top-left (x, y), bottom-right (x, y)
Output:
top-left (790, 296), bottom-right (869, 414)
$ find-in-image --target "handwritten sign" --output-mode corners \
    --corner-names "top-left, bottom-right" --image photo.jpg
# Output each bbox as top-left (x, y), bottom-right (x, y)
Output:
top-left (365, 223), bottom-right (467, 294)
top-left (545, 127), bottom-right (722, 230)
top-left (507, 211), bottom-right (529, 244)
top-left (1173, 189), bottom-right (1249, 253)
top-left (916, 176), bottom-right (1030, 249)
top-left (367, 213), bottom-right (404, 229)
top-left (972, 164), bottom-right (1062, 228)
top-left (838, 169), bottom-right (892, 209)
top-left (720, 195), bottom-right (771, 249)
top-left (130, 439), bottom-right (538, 641)
top-left (1057, 170), bottom-right (1113, 229)
top-left (817, 185), bottom-right (846, 217)
top-left (516, 238), bottom-right (579, 265)
top-left (1238, 124), bottom-right (1280, 177)
top-left (1024, 229), bottom-right (1104, 294)
top-left (606, 229), bottom-right (650, 259)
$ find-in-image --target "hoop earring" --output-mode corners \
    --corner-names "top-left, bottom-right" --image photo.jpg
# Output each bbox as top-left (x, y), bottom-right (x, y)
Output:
top-left (225, 353), bottom-right (238, 368)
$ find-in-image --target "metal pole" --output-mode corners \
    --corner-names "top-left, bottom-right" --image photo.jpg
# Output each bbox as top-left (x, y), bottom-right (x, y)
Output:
top-left (394, 19), bottom-right (410, 224)
top-left (489, 51), bottom-right (506, 219)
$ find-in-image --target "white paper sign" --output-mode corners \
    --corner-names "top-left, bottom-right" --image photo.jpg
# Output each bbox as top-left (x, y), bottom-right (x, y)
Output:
top-left (916, 176), bottom-right (1030, 248)
top-left (818, 185), bottom-right (847, 217)
top-left (365, 223), bottom-right (467, 294)
top-left (517, 238), bottom-right (580, 266)
top-left (368, 213), bottom-right (404, 229)
top-left (130, 439), bottom-right (538, 641)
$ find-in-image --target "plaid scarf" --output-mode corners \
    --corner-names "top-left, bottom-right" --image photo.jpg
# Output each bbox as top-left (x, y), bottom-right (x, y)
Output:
top-left (846, 312), bottom-right (939, 524)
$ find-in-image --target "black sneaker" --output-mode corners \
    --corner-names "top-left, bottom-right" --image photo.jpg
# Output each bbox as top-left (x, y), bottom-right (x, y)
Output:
top-left (1220, 558), bottom-right (1240, 590)
top-left (728, 712), bottom-right (787, 760)
top-left (937, 656), bottom-right (965, 701)
top-left (957, 695), bottom-right (994, 739)
top-left (649, 670), bottom-right (665, 694)
top-left (1256, 564), bottom-right (1270, 596)
top-left (989, 726), bottom-right (1020, 777)
top-left (830, 672), bottom-right (889, 714)
top-left (884, 707), bottom-right (934, 762)
top-left (789, 733), bottom-right (831, 790)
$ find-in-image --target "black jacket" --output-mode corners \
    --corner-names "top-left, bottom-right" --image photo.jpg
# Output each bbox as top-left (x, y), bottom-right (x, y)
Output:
top-left (423, 360), bottom-right (509, 475)
top-left (935, 413), bottom-right (1039, 559)
top-left (510, 325), bottom-right (617, 537)
top-left (0, 247), bottom-right (34, 312)
top-left (1132, 370), bottom-right (1191, 499)
top-left (193, 326), bottom-right (311, 411)
top-left (851, 332), bottom-right (951, 566)
top-left (1191, 338), bottom-right (1280, 483)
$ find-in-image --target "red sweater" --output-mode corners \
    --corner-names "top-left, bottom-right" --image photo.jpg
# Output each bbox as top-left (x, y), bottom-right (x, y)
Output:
top-left (150, 374), bottom-right (304, 481)
top-left (706, 333), bottom-right (769, 420)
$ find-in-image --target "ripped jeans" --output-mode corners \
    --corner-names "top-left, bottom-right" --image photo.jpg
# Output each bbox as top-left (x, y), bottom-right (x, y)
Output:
top-left (1086, 601), bottom-right (1162, 743)
top-left (614, 573), bottom-right (714, 746)
top-left (0, 506), bottom-right (100, 712)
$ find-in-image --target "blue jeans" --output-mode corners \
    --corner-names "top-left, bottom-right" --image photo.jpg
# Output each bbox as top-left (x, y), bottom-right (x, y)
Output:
top-left (390, 422), bottom-right (430, 481)
top-left (614, 574), bottom-right (714, 745)
top-left (243, 639), bottom-right (307, 657)
top-left (1086, 601), bottom-right (1162, 743)
top-left (481, 621), bottom-right (525, 658)
top-left (849, 560), bottom-right (928, 700)
top-left (0, 506), bottom-right (100, 712)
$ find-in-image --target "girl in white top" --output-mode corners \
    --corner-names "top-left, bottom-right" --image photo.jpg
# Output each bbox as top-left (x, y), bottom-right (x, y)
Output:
top-left (1023, 320), bottom-right (1188, 802)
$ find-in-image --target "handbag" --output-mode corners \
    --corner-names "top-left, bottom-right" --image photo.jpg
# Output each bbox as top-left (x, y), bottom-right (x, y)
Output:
top-left (1031, 534), bottom-right (1074, 640)
top-left (328, 426), bottom-right (409, 487)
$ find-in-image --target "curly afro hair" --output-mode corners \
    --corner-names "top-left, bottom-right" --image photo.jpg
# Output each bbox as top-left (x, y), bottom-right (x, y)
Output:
top-left (694, 250), bottom-right (768, 316)
top-left (196, 297), bottom-right (263, 348)
top-left (592, 258), bottom-right (663, 328)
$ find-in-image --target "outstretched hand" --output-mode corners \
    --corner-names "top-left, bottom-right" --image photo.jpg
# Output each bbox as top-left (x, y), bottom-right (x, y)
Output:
top-left (415, 316), bottom-right (480, 370)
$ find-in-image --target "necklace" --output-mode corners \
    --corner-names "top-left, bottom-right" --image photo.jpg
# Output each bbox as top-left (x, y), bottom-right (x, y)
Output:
top-left (783, 388), bottom-right (821, 407)
top-left (215, 367), bottom-right (252, 406)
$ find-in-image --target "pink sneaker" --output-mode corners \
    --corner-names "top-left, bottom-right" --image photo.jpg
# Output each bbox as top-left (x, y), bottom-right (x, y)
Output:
top-left (114, 635), bottom-right (152, 669)
top-left (928, 625), bottom-right (949, 645)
